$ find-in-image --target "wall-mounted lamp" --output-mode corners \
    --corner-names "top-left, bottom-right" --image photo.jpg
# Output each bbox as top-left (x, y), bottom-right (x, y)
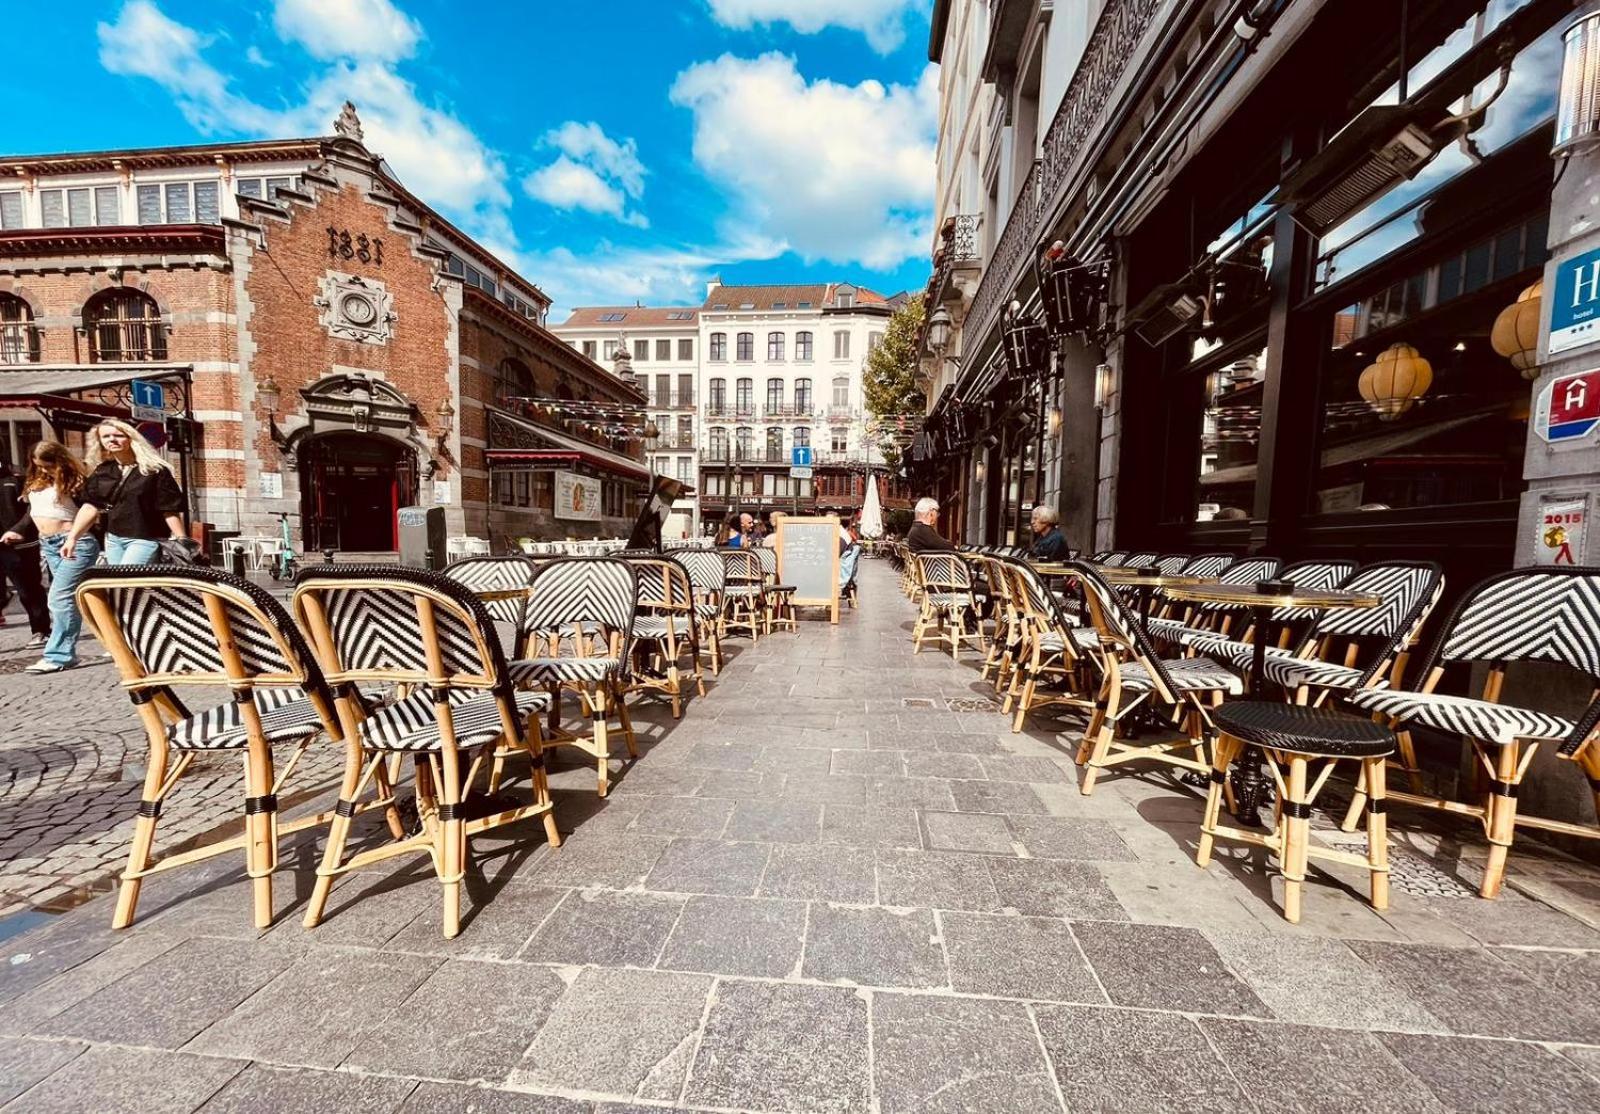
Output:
top-left (255, 374), bottom-right (282, 416)
top-left (1557, 5), bottom-right (1600, 155)
top-left (1095, 363), bottom-right (1115, 411)
top-left (927, 305), bottom-right (952, 353)
top-left (1047, 405), bottom-right (1063, 436)
top-left (433, 399), bottom-right (455, 446)
top-left (975, 458), bottom-right (986, 482)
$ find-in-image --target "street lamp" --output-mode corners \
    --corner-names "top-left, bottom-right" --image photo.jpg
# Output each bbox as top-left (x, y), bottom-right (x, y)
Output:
top-left (255, 374), bottom-right (281, 416)
top-left (927, 305), bottom-right (952, 353)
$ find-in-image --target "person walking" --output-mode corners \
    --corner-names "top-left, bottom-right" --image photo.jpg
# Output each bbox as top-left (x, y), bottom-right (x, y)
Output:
top-left (0, 457), bottom-right (51, 645)
top-left (2, 442), bottom-right (97, 673)
top-left (67, 419), bottom-right (186, 565)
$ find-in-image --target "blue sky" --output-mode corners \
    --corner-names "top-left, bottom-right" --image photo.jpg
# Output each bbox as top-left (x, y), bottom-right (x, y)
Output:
top-left (4, 0), bottom-right (938, 316)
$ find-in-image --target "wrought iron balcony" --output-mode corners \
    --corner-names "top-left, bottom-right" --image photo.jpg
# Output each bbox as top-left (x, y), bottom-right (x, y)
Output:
top-left (963, 0), bottom-right (1163, 363)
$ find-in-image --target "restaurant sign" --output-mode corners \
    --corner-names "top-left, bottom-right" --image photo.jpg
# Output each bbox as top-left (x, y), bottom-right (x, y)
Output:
top-left (554, 470), bottom-right (600, 521)
top-left (1534, 368), bottom-right (1600, 445)
top-left (1549, 246), bottom-right (1600, 356)
top-left (1536, 496), bottom-right (1587, 565)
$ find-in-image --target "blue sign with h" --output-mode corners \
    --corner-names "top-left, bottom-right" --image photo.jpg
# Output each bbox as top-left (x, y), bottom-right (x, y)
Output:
top-left (1550, 246), bottom-right (1600, 357)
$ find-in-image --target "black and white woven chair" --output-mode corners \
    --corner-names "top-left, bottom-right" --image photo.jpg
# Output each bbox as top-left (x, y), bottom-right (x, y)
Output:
top-left (1189, 561), bottom-right (1441, 705)
top-left (754, 545), bottom-right (797, 633)
top-left (721, 549), bottom-right (766, 642)
top-left (674, 549), bottom-right (726, 674)
top-left (77, 565), bottom-right (371, 931)
top-left (1071, 560), bottom-right (1242, 795)
top-left (291, 564), bottom-right (558, 939)
top-left (509, 557), bottom-right (639, 797)
top-left (1144, 556), bottom-right (1283, 645)
top-left (1000, 557), bottom-right (1097, 733)
top-left (440, 554), bottom-right (537, 653)
top-left (912, 552), bottom-right (984, 658)
top-left (1177, 558), bottom-right (1357, 666)
top-left (620, 556), bottom-right (703, 718)
top-left (1342, 566), bottom-right (1600, 898)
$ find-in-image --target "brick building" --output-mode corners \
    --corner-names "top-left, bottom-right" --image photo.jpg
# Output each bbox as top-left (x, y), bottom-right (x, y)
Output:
top-left (0, 104), bottom-right (649, 554)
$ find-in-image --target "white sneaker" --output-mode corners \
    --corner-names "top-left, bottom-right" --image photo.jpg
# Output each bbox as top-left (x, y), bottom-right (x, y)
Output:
top-left (24, 659), bottom-right (70, 674)
top-left (26, 633), bottom-right (46, 648)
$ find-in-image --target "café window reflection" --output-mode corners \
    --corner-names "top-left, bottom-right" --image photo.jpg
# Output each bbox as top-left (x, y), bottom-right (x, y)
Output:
top-left (1196, 349), bottom-right (1266, 522)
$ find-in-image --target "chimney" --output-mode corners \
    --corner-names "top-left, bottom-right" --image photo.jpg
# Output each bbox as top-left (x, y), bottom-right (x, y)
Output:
top-left (706, 276), bottom-right (722, 302)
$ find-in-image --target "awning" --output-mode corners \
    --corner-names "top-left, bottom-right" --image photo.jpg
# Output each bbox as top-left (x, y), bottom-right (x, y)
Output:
top-left (0, 364), bottom-right (194, 425)
top-left (485, 408), bottom-right (650, 481)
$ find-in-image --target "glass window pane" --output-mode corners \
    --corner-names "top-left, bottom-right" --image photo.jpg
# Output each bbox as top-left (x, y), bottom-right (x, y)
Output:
top-left (656, 339), bottom-right (671, 361)
top-left (678, 339), bottom-right (693, 360)
top-left (266, 177), bottom-right (292, 198)
top-left (236, 178), bottom-right (263, 199)
top-left (164, 182), bottom-right (191, 223)
top-left (193, 181), bottom-right (220, 224)
top-left (0, 192), bottom-right (23, 229)
top-left (40, 190), bottom-right (64, 228)
top-left (93, 185), bottom-right (121, 225)
top-left (136, 184), bottom-right (162, 224)
top-left (65, 189), bottom-right (91, 226)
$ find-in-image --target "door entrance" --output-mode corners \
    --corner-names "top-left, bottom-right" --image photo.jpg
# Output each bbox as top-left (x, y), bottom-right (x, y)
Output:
top-left (299, 432), bottom-right (416, 552)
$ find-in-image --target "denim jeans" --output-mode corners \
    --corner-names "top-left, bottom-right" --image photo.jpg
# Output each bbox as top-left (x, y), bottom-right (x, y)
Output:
top-left (39, 533), bottom-right (100, 665)
top-left (105, 535), bottom-right (161, 565)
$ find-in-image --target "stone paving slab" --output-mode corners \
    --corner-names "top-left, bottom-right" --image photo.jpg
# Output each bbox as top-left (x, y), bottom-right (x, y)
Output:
top-left (2, 561), bottom-right (1600, 1111)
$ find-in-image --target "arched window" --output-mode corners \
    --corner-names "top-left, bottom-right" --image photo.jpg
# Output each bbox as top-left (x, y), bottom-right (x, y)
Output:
top-left (0, 293), bottom-right (39, 364)
top-left (84, 289), bottom-right (166, 362)
top-left (708, 377), bottom-right (726, 414)
top-left (793, 426), bottom-right (810, 449)
top-left (767, 331), bottom-right (784, 360)
top-left (765, 377), bottom-right (784, 413)
top-left (735, 426), bottom-right (753, 461)
top-left (708, 426), bottom-right (728, 461)
top-left (736, 332), bottom-right (754, 361)
top-left (735, 377), bottom-right (753, 414)
top-left (709, 332), bottom-right (727, 361)
top-left (794, 377), bottom-right (812, 412)
top-left (795, 331), bottom-right (813, 361)
top-left (766, 427), bottom-right (784, 461)
top-left (494, 357), bottom-right (534, 404)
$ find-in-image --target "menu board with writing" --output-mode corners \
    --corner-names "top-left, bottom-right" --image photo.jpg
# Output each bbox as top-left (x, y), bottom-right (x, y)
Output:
top-left (777, 516), bottom-right (841, 623)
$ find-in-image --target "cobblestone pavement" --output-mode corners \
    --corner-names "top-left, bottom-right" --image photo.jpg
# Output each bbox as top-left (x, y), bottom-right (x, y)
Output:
top-left (3, 561), bottom-right (1600, 1111)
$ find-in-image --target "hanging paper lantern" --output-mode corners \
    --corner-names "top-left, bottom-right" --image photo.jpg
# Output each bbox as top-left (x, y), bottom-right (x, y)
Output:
top-left (1358, 342), bottom-right (1433, 421)
top-left (1490, 281), bottom-right (1543, 379)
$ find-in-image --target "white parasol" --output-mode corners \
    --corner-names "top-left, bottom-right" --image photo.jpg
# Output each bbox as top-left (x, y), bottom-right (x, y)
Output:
top-left (859, 473), bottom-right (884, 539)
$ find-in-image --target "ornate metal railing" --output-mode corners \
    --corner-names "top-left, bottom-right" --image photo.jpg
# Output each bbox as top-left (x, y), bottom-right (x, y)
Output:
top-left (950, 213), bottom-right (981, 262)
top-left (962, 0), bottom-right (1163, 363)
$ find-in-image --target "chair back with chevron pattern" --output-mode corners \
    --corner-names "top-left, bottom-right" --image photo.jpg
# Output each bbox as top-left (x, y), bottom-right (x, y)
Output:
top-left (1270, 560), bottom-right (1358, 622)
top-left (441, 555), bottom-right (536, 627)
top-left (1000, 557), bottom-right (1077, 644)
top-left (1429, 565), bottom-right (1600, 677)
top-left (1152, 554), bottom-right (1190, 575)
top-left (1179, 553), bottom-right (1235, 578)
top-left (676, 549), bottom-right (725, 599)
top-left (916, 552), bottom-right (971, 594)
top-left (1311, 561), bottom-right (1443, 644)
top-left (722, 548), bottom-right (763, 587)
top-left (1186, 556), bottom-right (1284, 616)
top-left (293, 565), bottom-right (512, 700)
top-left (1121, 552), bottom-right (1159, 568)
top-left (1091, 551), bottom-right (1123, 565)
top-left (754, 546), bottom-right (781, 582)
top-left (624, 555), bottom-right (694, 615)
top-left (520, 557), bottom-right (638, 666)
top-left (78, 565), bottom-right (332, 703)
top-left (1071, 560), bottom-right (1180, 701)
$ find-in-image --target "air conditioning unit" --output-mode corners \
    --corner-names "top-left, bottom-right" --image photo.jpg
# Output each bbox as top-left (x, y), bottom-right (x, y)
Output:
top-left (1278, 105), bottom-right (1450, 237)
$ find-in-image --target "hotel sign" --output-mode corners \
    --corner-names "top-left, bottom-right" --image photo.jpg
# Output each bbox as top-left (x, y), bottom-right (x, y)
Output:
top-left (1535, 368), bottom-right (1600, 445)
top-left (1549, 246), bottom-right (1600, 356)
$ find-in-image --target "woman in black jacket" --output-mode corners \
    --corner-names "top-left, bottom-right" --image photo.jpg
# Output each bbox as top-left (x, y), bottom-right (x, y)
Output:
top-left (63, 419), bottom-right (186, 565)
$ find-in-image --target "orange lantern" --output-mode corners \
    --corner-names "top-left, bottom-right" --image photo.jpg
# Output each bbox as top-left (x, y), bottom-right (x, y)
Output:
top-left (1358, 342), bottom-right (1433, 421)
top-left (1490, 280), bottom-right (1543, 379)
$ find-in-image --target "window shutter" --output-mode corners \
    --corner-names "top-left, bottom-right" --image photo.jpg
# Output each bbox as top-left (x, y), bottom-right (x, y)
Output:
top-left (94, 186), bottom-right (121, 225)
top-left (164, 182), bottom-right (191, 223)
top-left (235, 178), bottom-right (263, 199)
top-left (136, 185), bottom-right (162, 224)
top-left (0, 192), bottom-right (23, 229)
top-left (40, 190), bottom-right (65, 228)
top-left (193, 181), bottom-right (220, 224)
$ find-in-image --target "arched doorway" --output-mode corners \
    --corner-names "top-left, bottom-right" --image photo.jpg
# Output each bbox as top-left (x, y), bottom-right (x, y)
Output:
top-left (299, 432), bottom-right (417, 552)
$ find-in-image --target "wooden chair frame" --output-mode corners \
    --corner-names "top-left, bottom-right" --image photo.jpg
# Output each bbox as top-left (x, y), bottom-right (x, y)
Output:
top-left (620, 557), bottom-right (705, 718)
top-left (294, 569), bottom-right (560, 939)
top-left (77, 569), bottom-right (404, 931)
top-left (912, 553), bottom-right (985, 658)
top-left (754, 546), bottom-right (797, 633)
top-left (721, 549), bottom-right (766, 642)
top-left (673, 550), bottom-right (727, 676)
top-left (1000, 560), bottom-right (1095, 733)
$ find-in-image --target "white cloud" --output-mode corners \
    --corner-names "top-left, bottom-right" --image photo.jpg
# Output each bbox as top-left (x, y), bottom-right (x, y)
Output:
top-left (524, 121), bottom-right (648, 228)
top-left (98, 1), bottom-right (508, 242)
top-left (520, 233), bottom-right (783, 318)
top-left (272, 0), bottom-right (422, 62)
top-left (670, 53), bottom-right (935, 270)
top-left (705, 0), bottom-right (924, 54)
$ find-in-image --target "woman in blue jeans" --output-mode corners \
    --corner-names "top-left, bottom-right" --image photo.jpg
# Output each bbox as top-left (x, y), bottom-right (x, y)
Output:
top-left (66, 419), bottom-right (186, 566)
top-left (1, 442), bottom-right (98, 673)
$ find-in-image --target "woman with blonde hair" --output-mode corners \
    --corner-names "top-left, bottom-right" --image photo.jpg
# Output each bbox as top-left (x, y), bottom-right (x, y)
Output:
top-left (1, 441), bottom-right (98, 672)
top-left (64, 419), bottom-right (186, 566)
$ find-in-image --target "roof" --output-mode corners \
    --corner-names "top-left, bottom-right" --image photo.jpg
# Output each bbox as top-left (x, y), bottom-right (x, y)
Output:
top-left (485, 408), bottom-right (650, 480)
top-left (929, 0), bottom-right (952, 62)
top-left (0, 137), bottom-right (324, 173)
top-left (701, 283), bottom-right (891, 312)
top-left (558, 306), bottom-right (701, 328)
top-left (0, 225), bottom-right (227, 259)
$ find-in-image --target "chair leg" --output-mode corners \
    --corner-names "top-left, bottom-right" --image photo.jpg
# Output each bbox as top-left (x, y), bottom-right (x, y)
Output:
top-left (1012, 668), bottom-right (1035, 734)
top-left (1365, 757), bottom-right (1389, 911)
top-left (1079, 709), bottom-right (1119, 797)
top-left (1196, 734), bottom-right (1238, 868)
top-left (1396, 729), bottom-right (1425, 794)
top-left (1281, 755), bottom-right (1311, 924)
top-left (593, 694), bottom-right (612, 798)
top-left (304, 742), bottom-right (368, 929)
top-left (1340, 761), bottom-right (1368, 833)
top-left (1481, 740), bottom-right (1520, 899)
top-left (113, 741), bottom-right (171, 930)
top-left (242, 741), bottom-right (278, 931)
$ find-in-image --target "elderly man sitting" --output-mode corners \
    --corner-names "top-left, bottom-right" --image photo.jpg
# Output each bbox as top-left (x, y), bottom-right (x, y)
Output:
top-left (907, 497), bottom-right (956, 553)
top-left (1030, 505), bottom-right (1070, 561)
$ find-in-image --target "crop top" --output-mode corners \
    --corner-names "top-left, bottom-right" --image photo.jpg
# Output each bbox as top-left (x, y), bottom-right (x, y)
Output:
top-left (27, 485), bottom-right (78, 523)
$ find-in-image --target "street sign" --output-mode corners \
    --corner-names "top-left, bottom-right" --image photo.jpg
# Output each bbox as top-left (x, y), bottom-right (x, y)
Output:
top-left (1535, 368), bottom-right (1600, 444)
top-left (790, 445), bottom-right (814, 468)
top-left (789, 466), bottom-right (814, 480)
top-left (131, 378), bottom-right (165, 422)
top-left (1550, 246), bottom-right (1600, 357)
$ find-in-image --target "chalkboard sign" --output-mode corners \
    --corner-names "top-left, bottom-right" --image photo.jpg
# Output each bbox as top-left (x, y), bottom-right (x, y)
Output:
top-left (777, 515), bottom-right (841, 623)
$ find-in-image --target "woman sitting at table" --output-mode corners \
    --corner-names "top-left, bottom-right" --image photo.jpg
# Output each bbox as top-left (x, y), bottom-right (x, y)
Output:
top-left (1029, 505), bottom-right (1070, 561)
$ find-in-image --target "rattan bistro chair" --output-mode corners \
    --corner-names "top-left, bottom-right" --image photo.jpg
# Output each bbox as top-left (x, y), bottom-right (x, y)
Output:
top-left (1144, 556), bottom-right (1283, 645)
top-left (293, 566), bottom-right (558, 939)
top-left (1002, 557), bottom-right (1098, 733)
top-left (621, 556), bottom-right (704, 717)
top-left (1343, 566), bottom-right (1600, 898)
top-left (1072, 560), bottom-right (1243, 795)
top-left (674, 549), bottom-right (726, 675)
top-left (509, 558), bottom-right (639, 797)
top-left (721, 549), bottom-right (766, 642)
top-left (913, 552), bottom-right (984, 658)
top-left (77, 566), bottom-right (380, 930)
top-left (754, 546), bottom-right (798, 633)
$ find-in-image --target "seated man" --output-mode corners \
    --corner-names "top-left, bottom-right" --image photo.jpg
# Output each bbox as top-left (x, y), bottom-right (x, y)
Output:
top-left (907, 497), bottom-right (956, 554)
top-left (1029, 505), bottom-right (1070, 561)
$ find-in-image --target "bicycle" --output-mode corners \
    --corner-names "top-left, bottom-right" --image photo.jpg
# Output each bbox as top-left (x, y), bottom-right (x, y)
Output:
top-left (267, 511), bottom-right (298, 581)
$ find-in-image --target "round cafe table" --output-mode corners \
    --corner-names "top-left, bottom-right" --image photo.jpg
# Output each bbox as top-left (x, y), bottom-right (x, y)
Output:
top-left (1032, 563), bottom-right (1210, 635)
top-left (1161, 580), bottom-right (1381, 820)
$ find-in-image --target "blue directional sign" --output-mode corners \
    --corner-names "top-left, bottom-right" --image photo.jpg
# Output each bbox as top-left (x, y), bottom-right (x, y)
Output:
top-left (1550, 246), bottom-right (1600, 357)
top-left (131, 379), bottom-right (164, 410)
top-left (790, 445), bottom-right (814, 468)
